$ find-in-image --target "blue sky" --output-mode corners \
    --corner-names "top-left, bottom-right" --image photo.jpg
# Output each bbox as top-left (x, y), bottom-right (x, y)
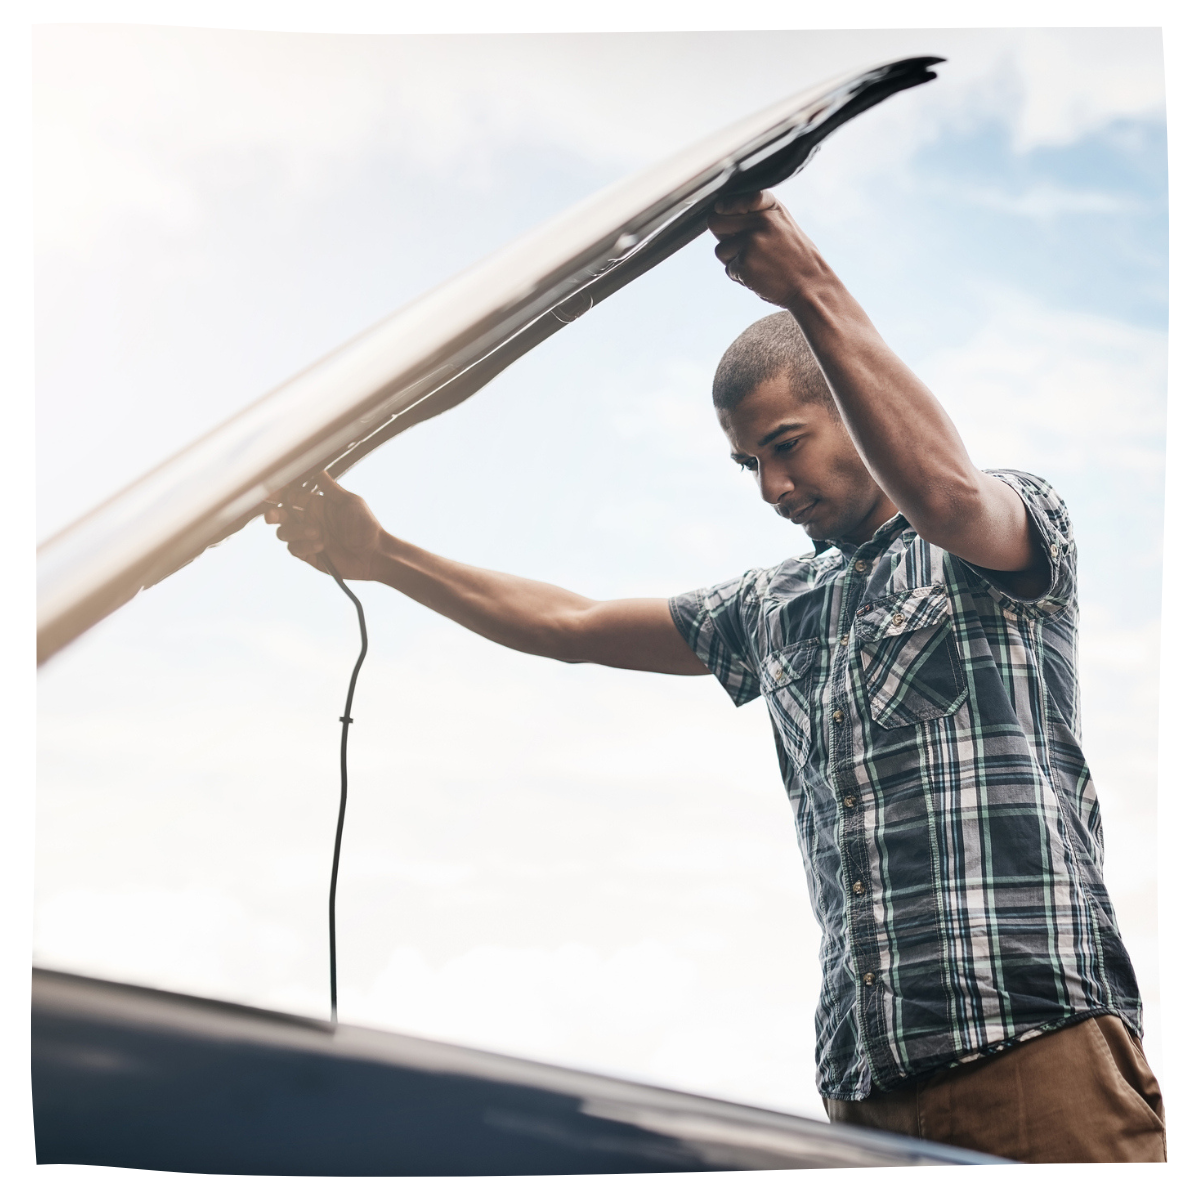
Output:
top-left (34, 26), bottom-right (1167, 1119)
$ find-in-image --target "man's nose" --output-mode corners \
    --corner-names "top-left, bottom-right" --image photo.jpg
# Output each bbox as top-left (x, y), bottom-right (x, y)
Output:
top-left (759, 463), bottom-right (793, 507)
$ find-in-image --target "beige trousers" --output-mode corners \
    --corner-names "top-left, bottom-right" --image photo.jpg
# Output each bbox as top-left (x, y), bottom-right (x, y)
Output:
top-left (825, 1015), bottom-right (1166, 1163)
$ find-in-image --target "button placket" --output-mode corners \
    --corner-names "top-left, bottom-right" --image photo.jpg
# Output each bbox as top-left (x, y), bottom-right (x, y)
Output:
top-left (833, 553), bottom-right (887, 1076)
top-left (829, 560), bottom-right (865, 771)
top-left (829, 562), bottom-right (866, 742)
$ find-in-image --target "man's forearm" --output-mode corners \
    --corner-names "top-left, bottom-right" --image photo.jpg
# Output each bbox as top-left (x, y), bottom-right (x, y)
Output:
top-left (707, 192), bottom-right (1023, 558)
top-left (371, 533), bottom-right (595, 660)
top-left (782, 253), bottom-right (982, 537)
top-left (269, 473), bottom-right (707, 675)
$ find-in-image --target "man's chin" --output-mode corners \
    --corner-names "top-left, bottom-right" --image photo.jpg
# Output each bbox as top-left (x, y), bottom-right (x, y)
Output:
top-left (790, 505), bottom-right (824, 536)
top-left (781, 501), bottom-right (852, 544)
top-left (797, 511), bottom-right (851, 545)
top-left (782, 501), bottom-right (817, 528)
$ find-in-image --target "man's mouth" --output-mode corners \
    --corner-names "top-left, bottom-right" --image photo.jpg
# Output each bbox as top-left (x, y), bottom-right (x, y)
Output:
top-left (781, 499), bottom-right (818, 524)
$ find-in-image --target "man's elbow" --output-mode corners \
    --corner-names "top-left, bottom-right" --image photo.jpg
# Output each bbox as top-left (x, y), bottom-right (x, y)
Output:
top-left (539, 603), bottom-right (604, 664)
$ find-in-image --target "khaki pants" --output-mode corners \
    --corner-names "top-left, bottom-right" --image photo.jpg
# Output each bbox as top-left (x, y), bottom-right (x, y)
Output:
top-left (825, 1015), bottom-right (1166, 1163)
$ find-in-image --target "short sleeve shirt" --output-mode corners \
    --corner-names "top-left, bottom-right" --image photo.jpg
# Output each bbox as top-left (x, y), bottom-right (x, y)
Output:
top-left (669, 470), bottom-right (1142, 1100)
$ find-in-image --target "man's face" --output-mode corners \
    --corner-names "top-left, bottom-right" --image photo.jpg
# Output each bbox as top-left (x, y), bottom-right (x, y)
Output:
top-left (719, 373), bottom-right (897, 546)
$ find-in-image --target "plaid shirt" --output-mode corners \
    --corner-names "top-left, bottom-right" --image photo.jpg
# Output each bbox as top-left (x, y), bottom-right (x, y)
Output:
top-left (670, 470), bottom-right (1142, 1101)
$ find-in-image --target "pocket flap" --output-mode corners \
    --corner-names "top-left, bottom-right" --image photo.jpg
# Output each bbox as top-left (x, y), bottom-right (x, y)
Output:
top-left (856, 586), bottom-right (949, 644)
top-left (760, 639), bottom-right (818, 693)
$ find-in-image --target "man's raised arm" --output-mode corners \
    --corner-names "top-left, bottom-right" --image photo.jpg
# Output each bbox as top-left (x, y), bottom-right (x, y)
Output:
top-left (266, 473), bottom-right (710, 676)
top-left (708, 191), bottom-right (1049, 596)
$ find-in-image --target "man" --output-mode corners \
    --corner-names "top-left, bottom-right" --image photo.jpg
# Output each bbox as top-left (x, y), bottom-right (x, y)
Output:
top-left (268, 191), bottom-right (1164, 1163)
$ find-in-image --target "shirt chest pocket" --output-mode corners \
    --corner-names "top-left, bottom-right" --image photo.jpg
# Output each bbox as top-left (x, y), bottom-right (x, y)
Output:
top-left (760, 638), bottom-right (820, 757)
top-left (855, 586), bottom-right (967, 729)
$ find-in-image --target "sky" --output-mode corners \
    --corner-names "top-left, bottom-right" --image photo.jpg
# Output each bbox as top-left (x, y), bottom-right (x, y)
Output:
top-left (33, 24), bottom-right (1168, 1126)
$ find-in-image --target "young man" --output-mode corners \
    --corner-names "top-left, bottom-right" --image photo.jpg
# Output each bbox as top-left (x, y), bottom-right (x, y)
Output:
top-left (268, 191), bottom-right (1164, 1163)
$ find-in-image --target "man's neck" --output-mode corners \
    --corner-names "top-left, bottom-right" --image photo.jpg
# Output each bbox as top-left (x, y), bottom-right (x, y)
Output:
top-left (817, 510), bottom-right (906, 558)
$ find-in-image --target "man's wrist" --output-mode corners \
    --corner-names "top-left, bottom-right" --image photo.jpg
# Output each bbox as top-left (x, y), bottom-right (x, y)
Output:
top-left (783, 258), bottom-right (870, 342)
top-left (368, 533), bottom-right (404, 586)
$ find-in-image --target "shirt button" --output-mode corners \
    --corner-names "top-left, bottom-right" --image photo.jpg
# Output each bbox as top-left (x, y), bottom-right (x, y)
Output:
top-left (843, 794), bottom-right (857, 809)
top-left (854, 561), bottom-right (868, 573)
top-left (863, 972), bottom-right (876, 986)
top-left (832, 709), bottom-right (844, 723)
top-left (891, 612), bottom-right (903, 626)
top-left (852, 881), bottom-right (865, 896)
top-left (1050, 543), bottom-right (1059, 559)
top-left (773, 667), bottom-right (783, 680)
top-left (839, 634), bottom-right (849, 646)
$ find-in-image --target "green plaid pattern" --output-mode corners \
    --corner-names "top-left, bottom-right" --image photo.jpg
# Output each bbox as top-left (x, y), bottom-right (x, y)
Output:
top-left (670, 471), bottom-right (1142, 1101)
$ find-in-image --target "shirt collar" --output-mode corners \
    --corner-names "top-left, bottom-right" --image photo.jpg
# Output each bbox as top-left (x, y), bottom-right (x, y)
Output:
top-left (811, 510), bottom-right (910, 560)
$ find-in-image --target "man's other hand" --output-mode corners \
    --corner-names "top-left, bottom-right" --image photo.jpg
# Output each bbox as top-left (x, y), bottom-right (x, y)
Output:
top-left (265, 471), bottom-right (385, 581)
top-left (708, 190), bottom-right (818, 308)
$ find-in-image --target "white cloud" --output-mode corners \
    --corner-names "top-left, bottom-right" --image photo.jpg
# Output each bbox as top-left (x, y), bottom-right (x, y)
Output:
top-left (955, 182), bottom-right (1134, 220)
top-left (336, 939), bottom-right (821, 1116)
top-left (34, 27), bottom-right (1166, 254)
top-left (35, 886), bottom-right (306, 997)
top-left (919, 294), bottom-right (1166, 479)
top-left (1075, 605), bottom-right (1160, 1064)
top-left (1009, 28), bottom-right (1165, 151)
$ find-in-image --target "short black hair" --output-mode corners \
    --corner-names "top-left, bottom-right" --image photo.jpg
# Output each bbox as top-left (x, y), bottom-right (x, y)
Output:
top-left (712, 311), bottom-right (835, 413)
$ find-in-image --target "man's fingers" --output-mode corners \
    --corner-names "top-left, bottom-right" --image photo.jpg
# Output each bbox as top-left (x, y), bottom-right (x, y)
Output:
top-left (712, 189), bottom-right (775, 216)
top-left (283, 481), bottom-right (320, 508)
top-left (283, 528), bottom-right (324, 558)
top-left (270, 470), bottom-right (349, 511)
top-left (277, 519), bottom-right (322, 543)
top-left (712, 235), bottom-right (745, 265)
top-left (315, 470), bottom-right (353, 502)
top-left (707, 212), bottom-right (764, 239)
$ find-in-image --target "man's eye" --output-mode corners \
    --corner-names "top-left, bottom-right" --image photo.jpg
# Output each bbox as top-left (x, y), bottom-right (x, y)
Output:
top-left (739, 460), bottom-right (758, 473)
top-left (776, 439), bottom-right (799, 454)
